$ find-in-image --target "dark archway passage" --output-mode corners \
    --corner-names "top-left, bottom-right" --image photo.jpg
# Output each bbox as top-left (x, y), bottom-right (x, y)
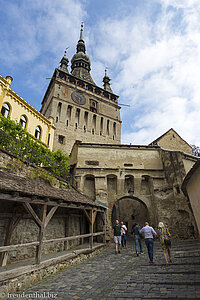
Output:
top-left (111, 197), bottom-right (149, 236)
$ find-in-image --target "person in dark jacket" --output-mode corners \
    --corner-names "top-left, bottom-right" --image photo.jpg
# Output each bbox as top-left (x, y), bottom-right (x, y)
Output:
top-left (132, 223), bottom-right (143, 256)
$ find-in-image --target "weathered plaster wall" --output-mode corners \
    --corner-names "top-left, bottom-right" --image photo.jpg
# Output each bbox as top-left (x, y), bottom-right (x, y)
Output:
top-left (72, 143), bottom-right (197, 239)
top-left (184, 164), bottom-right (200, 235)
top-left (156, 129), bottom-right (192, 154)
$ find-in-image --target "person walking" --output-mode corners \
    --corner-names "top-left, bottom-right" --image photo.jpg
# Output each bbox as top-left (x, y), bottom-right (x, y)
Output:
top-left (121, 221), bottom-right (127, 248)
top-left (140, 222), bottom-right (157, 264)
top-left (158, 222), bottom-right (172, 266)
top-left (112, 219), bottom-right (123, 254)
top-left (132, 223), bottom-right (143, 256)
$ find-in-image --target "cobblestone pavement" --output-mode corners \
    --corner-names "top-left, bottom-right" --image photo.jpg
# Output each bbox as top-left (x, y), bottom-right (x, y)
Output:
top-left (13, 239), bottom-right (200, 299)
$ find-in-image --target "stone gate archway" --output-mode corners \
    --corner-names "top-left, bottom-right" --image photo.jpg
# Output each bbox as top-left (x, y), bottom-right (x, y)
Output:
top-left (111, 196), bottom-right (149, 236)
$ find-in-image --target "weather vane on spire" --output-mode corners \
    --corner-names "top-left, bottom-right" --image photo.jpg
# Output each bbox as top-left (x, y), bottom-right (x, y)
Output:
top-left (80, 22), bottom-right (84, 40)
top-left (105, 67), bottom-right (109, 77)
top-left (64, 47), bottom-right (69, 57)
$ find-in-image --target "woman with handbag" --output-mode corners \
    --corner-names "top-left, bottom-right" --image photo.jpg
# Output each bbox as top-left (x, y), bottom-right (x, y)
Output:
top-left (158, 222), bottom-right (172, 266)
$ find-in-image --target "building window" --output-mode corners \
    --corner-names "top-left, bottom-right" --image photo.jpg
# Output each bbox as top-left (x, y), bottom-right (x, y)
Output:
top-left (56, 116), bottom-right (58, 123)
top-left (92, 128), bottom-right (94, 135)
top-left (67, 105), bottom-right (72, 119)
top-left (75, 123), bottom-right (78, 129)
top-left (107, 120), bottom-right (109, 135)
top-left (84, 111), bottom-right (88, 125)
top-left (113, 122), bottom-right (116, 136)
top-left (100, 117), bottom-right (103, 132)
top-left (92, 114), bottom-right (96, 130)
top-left (84, 125), bottom-right (86, 132)
top-left (58, 135), bottom-right (65, 144)
top-left (176, 185), bottom-right (180, 194)
top-left (1, 103), bottom-right (10, 118)
top-left (20, 115), bottom-right (27, 129)
top-left (90, 99), bottom-right (97, 113)
top-left (75, 108), bottom-right (80, 124)
top-left (57, 102), bottom-right (62, 115)
top-left (66, 120), bottom-right (69, 127)
top-left (47, 134), bottom-right (50, 146)
top-left (35, 126), bottom-right (41, 140)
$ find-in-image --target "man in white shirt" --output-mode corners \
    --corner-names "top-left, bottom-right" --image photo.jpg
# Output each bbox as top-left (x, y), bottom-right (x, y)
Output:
top-left (140, 222), bottom-right (157, 264)
top-left (121, 221), bottom-right (127, 248)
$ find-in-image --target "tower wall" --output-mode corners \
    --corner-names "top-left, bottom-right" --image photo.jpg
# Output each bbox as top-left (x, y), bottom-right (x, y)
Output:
top-left (41, 71), bottom-right (121, 155)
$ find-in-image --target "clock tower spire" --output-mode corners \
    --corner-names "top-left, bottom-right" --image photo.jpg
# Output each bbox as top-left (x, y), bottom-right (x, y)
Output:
top-left (40, 25), bottom-right (121, 155)
top-left (71, 23), bottom-right (95, 84)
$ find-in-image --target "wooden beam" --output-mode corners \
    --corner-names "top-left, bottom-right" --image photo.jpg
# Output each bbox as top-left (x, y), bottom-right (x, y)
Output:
top-left (36, 204), bottom-right (47, 264)
top-left (99, 212), bottom-right (106, 225)
top-left (93, 231), bottom-right (104, 237)
top-left (43, 233), bottom-right (91, 244)
top-left (90, 208), bottom-right (93, 249)
top-left (0, 192), bottom-right (95, 211)
top-left (83, 209), bottom-right (91, 224)
top-left (45, 206), bottom-right (58, 228)
top-left (23, 203), bottom-right (42, 227)
top-left (103, 211), bottom-right (106, 244)
top-left (0, 241), bottom-right (39, 253)
top-left (0, 214), bottom-right (21, 266)
top-left (0, 232), bottom-right (106, 253)
top-left (93, 210), bottom-right (97, 225)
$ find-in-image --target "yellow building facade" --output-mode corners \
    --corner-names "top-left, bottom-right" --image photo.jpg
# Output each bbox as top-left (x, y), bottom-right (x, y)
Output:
top-left (0, 74), bottom-right (55, 150)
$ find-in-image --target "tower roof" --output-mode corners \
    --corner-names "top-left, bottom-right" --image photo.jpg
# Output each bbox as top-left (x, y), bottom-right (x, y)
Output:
top-left (71, 23), bottom-right (95, 84)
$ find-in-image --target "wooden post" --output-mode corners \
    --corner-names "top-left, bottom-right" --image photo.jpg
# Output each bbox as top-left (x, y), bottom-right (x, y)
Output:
top-left (36, 204), bottom-right (47, 264)
top-left (23, 203), bottom-right (58, 265)
top-left (64, 215), bottom-right (70, 250)
top-left (90, 208), bottom-right (94, 249)
top-left (80, 211), bottom-right (84, 245)
top-left (0, 215), bottom-right (21, 267)
top-left (103, 211), bottom-right (106, 245)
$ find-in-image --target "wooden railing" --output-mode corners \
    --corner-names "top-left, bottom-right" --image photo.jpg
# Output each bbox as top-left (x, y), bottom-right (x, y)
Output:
top-left (0, 231), bottom-right (105, 265)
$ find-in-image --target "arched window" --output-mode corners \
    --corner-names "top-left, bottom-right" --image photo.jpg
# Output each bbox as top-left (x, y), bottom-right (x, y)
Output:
top-left (1, 103), bottom-right (10, 118)
top-left (20, 115), bottom-right (27, 129)
top-left (35, 126), bottom-right (41, 140)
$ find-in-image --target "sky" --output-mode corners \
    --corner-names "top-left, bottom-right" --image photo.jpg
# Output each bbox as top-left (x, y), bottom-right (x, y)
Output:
top-left (1, 0), bottom-right (200, 146)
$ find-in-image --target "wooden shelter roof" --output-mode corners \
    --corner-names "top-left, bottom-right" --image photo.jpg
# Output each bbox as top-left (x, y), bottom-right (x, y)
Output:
top-left (0, 170), bottom-right (102, 209)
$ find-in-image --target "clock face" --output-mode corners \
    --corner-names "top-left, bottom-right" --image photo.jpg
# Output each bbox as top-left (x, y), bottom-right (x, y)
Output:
top-left (71, 91), bottom-right (86, 105)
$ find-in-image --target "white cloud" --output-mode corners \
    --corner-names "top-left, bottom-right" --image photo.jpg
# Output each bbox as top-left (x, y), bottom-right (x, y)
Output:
top-left (0, 0), bottom-right (86, 66)
top-left (90, 0), bottom-right (200, 146)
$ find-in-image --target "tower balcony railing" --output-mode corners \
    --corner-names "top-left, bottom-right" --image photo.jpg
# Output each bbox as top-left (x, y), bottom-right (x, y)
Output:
top-left (56, 68), bottom-right (119, 104)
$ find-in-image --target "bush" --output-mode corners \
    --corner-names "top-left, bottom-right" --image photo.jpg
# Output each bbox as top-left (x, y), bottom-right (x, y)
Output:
top-left (0, 115), bottom-right (70, 180)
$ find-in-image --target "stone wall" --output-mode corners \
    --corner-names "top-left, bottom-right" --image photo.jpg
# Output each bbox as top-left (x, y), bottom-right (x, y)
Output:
top-left (71, 143), bottom-right (198, 239)
top-left (0, 247), bottom-right (104, 297)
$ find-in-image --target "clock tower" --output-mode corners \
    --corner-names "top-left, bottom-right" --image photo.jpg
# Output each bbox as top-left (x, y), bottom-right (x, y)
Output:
top-left (40, 25), bottom-right (121, 155)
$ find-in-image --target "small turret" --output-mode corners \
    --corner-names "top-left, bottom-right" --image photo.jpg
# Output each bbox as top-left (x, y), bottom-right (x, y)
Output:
top-left (103, 69), bottom-right (113, 92)
top-left (60, 48), bottom-right (69, 73)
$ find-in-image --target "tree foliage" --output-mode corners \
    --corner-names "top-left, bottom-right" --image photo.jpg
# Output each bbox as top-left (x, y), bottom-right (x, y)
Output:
top-left (0, 115), bottom-right (70, 180)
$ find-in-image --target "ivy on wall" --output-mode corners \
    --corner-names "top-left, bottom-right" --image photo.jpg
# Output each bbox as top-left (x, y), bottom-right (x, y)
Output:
top-left (0, 116), bottom-right (70, 181)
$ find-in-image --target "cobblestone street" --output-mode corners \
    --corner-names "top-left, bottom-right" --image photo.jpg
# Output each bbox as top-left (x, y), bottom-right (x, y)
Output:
top-left (12, 239), bottom-right (200, 299)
